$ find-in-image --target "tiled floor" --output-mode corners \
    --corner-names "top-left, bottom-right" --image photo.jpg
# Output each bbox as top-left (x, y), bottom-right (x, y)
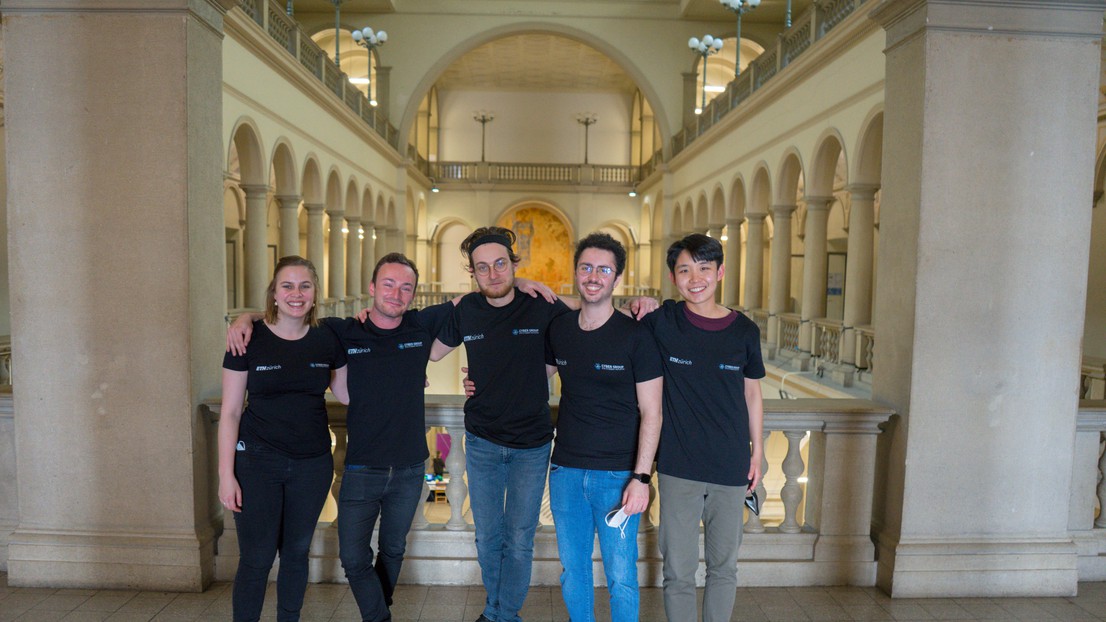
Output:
top-left (6, 573), bottom-right (1106, 621)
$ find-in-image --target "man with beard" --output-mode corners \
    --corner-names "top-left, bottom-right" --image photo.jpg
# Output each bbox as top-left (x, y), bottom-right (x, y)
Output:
top-left (433, 227), bottom-right (570, 622)
top-left (543, 233), bottom-right (662, 622)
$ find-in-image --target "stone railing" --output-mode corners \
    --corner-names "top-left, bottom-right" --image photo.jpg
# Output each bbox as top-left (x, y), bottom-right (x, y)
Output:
top-left (668, 0), bottom-right (867, 159)
top-left (1069, 401), bottom-right (1106, 580)
top-left (1082, 356), bottom-right (1106, 400)
top-left (202, 395), bottom-right (894, 586)
top-left (232, 0), bottom-right (400, 149)
top-left (750, 308), bottom-right (770, 336)
top-left (812, 318), bottom-right (843, 365)
top-left (0, 337), bottom-right (12, 387)
top-left (778, 313), bottom-right (802, 352)
top-left (428, 161), bottom-right (640, 188)
top-left (855, 325), bottom-right (875, 374)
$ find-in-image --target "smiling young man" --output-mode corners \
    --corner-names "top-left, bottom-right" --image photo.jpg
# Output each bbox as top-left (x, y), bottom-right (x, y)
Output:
top-left (640, 233), bottom-right (765, 622)
top-left (544, 232), bottom-right (662, 622)
top-left (228, 253), bottom-right (454, 622)
top-left (433, 226), bottom-right (570, 622)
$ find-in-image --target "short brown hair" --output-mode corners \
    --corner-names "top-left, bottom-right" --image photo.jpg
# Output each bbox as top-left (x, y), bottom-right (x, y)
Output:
top-left (459, 226), bottom-right (521, 272)
top-left (372, 252), bottom-right (420, 287)
top-left (264, 255), bottom-right (321, 326)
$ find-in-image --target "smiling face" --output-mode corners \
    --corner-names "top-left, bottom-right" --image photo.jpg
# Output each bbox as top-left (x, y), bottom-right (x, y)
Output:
top-left (273, 265), bottom-right (316, 322)
top-left (670, 249), bottom-right (725, 306)
top-left (575, 247), bottom-right (620, 306)
top-left (369, 261), bottom-right (417, 320)
top-left (471, 242), bottom-right (516, 300)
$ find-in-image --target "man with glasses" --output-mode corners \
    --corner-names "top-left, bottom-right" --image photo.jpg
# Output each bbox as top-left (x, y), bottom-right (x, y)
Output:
top-left (543, 232), bottom-right (662, 622)
top-left (434, 226), bottom-right (570, 622)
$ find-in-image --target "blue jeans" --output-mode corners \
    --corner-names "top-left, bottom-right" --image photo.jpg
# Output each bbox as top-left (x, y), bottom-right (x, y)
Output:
top-left (548, 465), bottom-right (640, 622)
top-left (232, 445), bottom-right (333, 622)
top-left (465, 432), bottom-right (551, 622)
top-left (338, 462), bottom-right (425, 622)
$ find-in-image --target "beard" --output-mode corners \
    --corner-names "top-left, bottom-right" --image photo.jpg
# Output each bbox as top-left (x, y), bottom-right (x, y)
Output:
top-left (479, 279), bottom-right (514, 300)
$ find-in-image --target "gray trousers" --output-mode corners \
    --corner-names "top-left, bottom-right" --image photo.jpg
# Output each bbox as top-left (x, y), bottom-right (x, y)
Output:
top-left (658, 473), bottom-right (745, 622)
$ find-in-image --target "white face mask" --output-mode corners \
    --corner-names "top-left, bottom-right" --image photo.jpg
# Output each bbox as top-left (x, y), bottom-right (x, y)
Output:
top-left (605, 506), bottom-right (630, 539)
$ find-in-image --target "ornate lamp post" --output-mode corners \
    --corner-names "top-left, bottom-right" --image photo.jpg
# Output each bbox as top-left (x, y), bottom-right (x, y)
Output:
top-left (473, 111), bottom-right (495, 162)
top-left (720, 0), bottom-right (760, 78)
top-left (575, 112), bottom-right (598, 164)
top-left (351, 26), bottom-right (388, 106)
top-left (689, 35), bottom-right (724, 115)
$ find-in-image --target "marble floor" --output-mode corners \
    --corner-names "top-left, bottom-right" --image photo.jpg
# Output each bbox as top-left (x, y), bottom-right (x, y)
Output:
top-left (6, 574), bottom-right (1106, 622)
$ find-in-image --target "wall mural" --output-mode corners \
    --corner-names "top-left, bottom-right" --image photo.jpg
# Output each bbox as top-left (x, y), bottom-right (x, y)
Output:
top-left (496, 204), bottom-right (573, 289)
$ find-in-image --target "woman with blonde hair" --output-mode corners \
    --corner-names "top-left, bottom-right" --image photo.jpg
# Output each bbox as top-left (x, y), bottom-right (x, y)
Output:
top-left (218, 255), bottom-right (347, 622)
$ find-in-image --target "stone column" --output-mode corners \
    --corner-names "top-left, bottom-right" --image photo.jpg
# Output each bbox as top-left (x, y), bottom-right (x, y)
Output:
top-left (241, 184), bottom-right (270, 309)
top-left (327, 210), bottom-right (345, 300)
top-left (375, 227), bottom-right (387, 262)
top-left (275, 194), bottom-right (301, 258)
top-left (767, 204), bottom-right (795, 348)
top-left (4, 0), bottom-right (229, 590)
top-left (304, 203), bottom-right (326, 271)
top-left (362, 221), bottom-right (376, 292)
top-left (660, 234), bottom-right (678, 299)
top-left (841, 184), bottom-right (878, 365)
top-left (870, 0), bottom-right (1103, 597)
top-left (724, 217), bottom-right (742, 307)
top-left (387, 226), bottom-right (401, 257)
top-left (798, 196), bottom-right (831, 363)
top-left (375, 66), bottom-right (391, 116)
top-left (707, 226), bottom-right (724, 301)
top-left (744, 214), bottom-right (765, 310)
top-left (651, 236), bottom-right (664, 294)
top-left (346, 217), bottom-right (362, 298)
top-left (682, 71), bottom-right (699, 128)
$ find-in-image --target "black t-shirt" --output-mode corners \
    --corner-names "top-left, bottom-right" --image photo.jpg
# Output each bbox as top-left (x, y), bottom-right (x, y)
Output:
top-left (438, 289), bottom-right (570, 448)
top-left (642, 300), bottom-right (766, 486)
top-left (223, 321), bottom-right (346, 459)
top-left (546, 310), bottom-right (663, 470)
top-left (322, 302), bottom-right (452, 467)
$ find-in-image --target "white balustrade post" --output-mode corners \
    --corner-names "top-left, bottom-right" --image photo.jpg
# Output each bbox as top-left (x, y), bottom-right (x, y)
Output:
top-left (778, 430), bottom-right (806, 534)
top-left (745, 430), bottom-right (770, 534)
top-left (445, 426), bottom-right (469, 531)
top-left (1095, 434), bottom-right (1106, 529)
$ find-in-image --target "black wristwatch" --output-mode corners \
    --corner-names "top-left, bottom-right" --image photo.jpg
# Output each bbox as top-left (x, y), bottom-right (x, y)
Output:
top-left (630, 472), bottom-right (651, 485)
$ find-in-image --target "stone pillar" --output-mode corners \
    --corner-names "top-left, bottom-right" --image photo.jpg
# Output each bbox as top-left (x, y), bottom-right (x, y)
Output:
top-left (841, 184), bottom-right (878, 365)
top-left (724, 217), bottom-right (742, 307)
top-left (870, 0), bottom-right (1103, 597)
top-left (362, 221), bottom-right (376, 292)
top-left (375, 66), bottom-right (391, 116)
top-left (660, 234), bottom-right (678, 299)
top-left (375, 227), bottom-right (387, 262)
top-left (744, 214), bottom-right (765, 310)
top-left (276, 194), bottom-right (301, 258)
top-left (767, 204), bottom-right (795, 348)
top-left (682, 71), bottom-right (699, 128)
top-left (798, 197), bottom-right (831, 362)
top-left (346, 217), bottom-right (362, 298)
top-left (387, 226), bottom-right (401, 257)
top-left (327, 210), bottom-right (345, 299)
top-left (304, 203), bottom-right (326, 271)
top-left (241, 184), bottom-right (270, 309)
top-left (4, 0), bottom-right (229, 590)
top-left (707, 226), bottom-right (724, 301)
top-left (651, 236), bottom-right (664, 294)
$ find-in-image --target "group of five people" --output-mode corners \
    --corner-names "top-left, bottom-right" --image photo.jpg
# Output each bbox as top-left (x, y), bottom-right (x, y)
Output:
top-left (219, 226), bottom-right (764, 622)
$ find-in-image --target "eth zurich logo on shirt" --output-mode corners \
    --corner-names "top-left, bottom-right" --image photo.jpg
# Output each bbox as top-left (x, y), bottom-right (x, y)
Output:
top-left (463, 333), bottom-right (484, 342)
top-left (594, 363), bottom-right (626, 371)
top-left (348, 347), bottom-right (372, 355)
top-left (512, 328), bottom-right (541, 336)
top-left (255, 364), bottom-right (282, 371)
top-left (556, 358), bottom-right (568, 366)
top-left (668, 356), bottom-right (693, 366)
top-left (719, 363), bottom-right (742, 372)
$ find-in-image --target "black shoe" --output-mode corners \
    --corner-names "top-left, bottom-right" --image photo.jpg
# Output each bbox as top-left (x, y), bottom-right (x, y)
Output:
top-left (474, 616), bottom-right (494, 622)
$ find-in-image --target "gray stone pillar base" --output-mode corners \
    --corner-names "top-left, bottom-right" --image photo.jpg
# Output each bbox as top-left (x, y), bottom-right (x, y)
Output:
top-left (8, 529), bottom-right (216, 591)
top-left (877, 536), bottom-right (1077, 598)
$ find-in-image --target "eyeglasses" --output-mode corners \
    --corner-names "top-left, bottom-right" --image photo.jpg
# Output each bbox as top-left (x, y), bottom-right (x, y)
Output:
top-left (577, 264), bottom-right (614, 277)
top-left (474, 258), bottom-right (510, 276)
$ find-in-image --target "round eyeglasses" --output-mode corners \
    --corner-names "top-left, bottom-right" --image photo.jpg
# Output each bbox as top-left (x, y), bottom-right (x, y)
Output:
top-left (577, 264), bottom-right (614, 276)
